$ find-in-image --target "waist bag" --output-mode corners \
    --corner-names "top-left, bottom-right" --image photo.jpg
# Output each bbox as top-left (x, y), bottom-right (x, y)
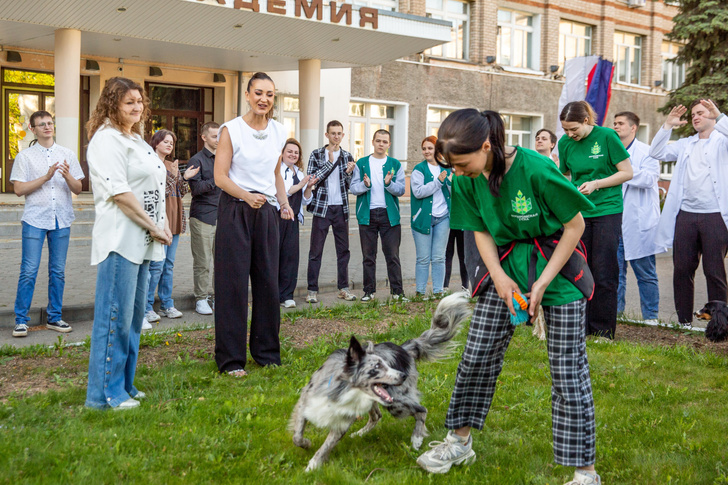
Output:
top-left (464, 229), bottom-right (594, 300)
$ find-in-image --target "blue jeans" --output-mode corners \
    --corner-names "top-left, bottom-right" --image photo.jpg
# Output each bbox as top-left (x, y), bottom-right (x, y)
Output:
top-left (85, 252), bottom-right (148, 409)
top-left (412, 215), bottom-right (450, 294)
top-left (147, 234), bottom-right (179, 311)
top-left (617, 236), bottom-right (659, 320)
top-left (14, 221), bottom-right (70, 325)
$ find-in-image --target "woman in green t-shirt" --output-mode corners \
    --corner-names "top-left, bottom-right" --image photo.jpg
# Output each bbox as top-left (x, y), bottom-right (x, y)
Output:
top-left (559, 101), bottom-right (633, 340)
top-left (415, 109), bottom-right (601, 485)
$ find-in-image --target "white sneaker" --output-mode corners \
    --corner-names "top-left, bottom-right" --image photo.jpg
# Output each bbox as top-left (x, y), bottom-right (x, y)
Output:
top-left (281, 299), bottom-right (296, 308)
top-left (564, 470), bottom-right (602, 485)
top-left (644, 318), bottom-right (659, 325)
top-left (113, 398), bottom-right (140, 411)
top-left (196, 299), bottom-right (213, 315)
top-left (306, 291), bottom-right (318, 304)
top-left (12, 323), bottom-right (28, 338)
top-left (145, 310), bottom-right (161, 322)
top-left (338, 288), bottom-right (357, 301)
top-left (141, 318), bottom-right (153, 330)
top-left (134, 391), bottom-right (146, 399)
top-left (160, 307), bottom-right (183, 319)
top-left (416, 430), bottom-right (476, 474)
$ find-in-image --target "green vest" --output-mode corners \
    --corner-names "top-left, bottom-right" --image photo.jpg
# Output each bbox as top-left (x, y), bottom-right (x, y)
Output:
top-left (410, 160), bottom-right (451, 234)
top-left (354, 155), bottom-right (402, 226)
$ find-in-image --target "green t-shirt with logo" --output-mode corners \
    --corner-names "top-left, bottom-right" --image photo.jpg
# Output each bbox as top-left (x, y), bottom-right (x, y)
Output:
top-left (450, 147), bottom-right (595, 306)
top-left (558, 125), bottom-right (630, 218)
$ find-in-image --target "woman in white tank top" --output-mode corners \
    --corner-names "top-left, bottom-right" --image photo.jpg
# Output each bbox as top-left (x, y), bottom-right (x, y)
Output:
top-left (213, 72), bottom-right (293, 377)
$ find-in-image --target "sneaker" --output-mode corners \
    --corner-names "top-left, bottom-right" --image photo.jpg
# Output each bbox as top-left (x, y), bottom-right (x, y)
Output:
top-left (281, 299), bottom-right (296, 308)
top-left (47, 320), bottom-right (72, 333)
top-left (145, 310), bottom-right (161, 322)
top-left (415, 293), bottom-right (430, 301)
top-left (361, 292), bottom-right (375, 302)
top-left (416, 430), bottom-right (476, 474)
top-left (644, 318), bottom-right (659, 326)
top-left (196, 299), bottom-right (213, 315)
top-left (160, 307), bottom-right (183, 319)
top-left (207, 296), bottom-right (215, 311)
top-left (392, 293), bottom-right (410, 303)
top-left (141, 318), bottom-right (153, 330)
top-left (306, 291), bottom-right (318, 304)
top-left (12, 323), bottom-right (28, 338)
top-left (134, 391), bottom-right (146, 399)
top-left (564, 470), bottom-right (602, 485)
top-left (113, 398), bottom-right (140, 411)
top-left (338, 288), bottom-right (357, 301)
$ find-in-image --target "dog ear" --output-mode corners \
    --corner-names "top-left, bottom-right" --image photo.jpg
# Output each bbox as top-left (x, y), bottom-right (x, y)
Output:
top-left (366, 341), bottom-right (375, 353)
top-left (347, 336), bottom-right (366, 367)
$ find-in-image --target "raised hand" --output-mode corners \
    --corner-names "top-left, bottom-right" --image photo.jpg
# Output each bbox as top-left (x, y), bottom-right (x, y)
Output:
top-left (664, 105), bottom-right (688, 129)
top-left (183, 164), bottom-right (201, 180)
top-left (700, 99), bottom-right (721, 120)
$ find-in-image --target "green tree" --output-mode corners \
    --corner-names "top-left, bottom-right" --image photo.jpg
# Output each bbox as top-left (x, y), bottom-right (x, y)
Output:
top-left (660, 0), bottom-right (728, 136)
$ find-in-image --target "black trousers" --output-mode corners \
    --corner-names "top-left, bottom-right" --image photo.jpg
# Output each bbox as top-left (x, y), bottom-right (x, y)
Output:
top-left (214, 192), bottom-right (281, 372)
top-left (359, 208), bottom-right (403, 295)
top-left (444, 229), bottom-right (468, 288)
top-left (279, 217), bottom-right (300, 302)
top-left (673, 210), bottom-right (728, 323)
top-left (307, 205), bottom-right (350, 291)
top-left (582, 213), bottom-right (622, 338)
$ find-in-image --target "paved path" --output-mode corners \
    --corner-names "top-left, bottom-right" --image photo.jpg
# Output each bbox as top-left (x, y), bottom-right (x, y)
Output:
top-left (0, 199), bottom-right (716, 347)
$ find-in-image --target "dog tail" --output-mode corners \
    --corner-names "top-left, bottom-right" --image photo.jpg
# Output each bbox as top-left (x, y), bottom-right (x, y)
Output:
top-left (402, 291), bottom-right (471, 362)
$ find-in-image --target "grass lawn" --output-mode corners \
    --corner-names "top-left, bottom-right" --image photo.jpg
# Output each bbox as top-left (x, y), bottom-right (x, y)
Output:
top-left (1, 300), bottom-right (727, 484)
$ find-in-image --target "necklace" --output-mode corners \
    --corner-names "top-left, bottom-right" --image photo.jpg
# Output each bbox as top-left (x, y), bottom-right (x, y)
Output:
top-left (253, 130), bottom-right (268, 140)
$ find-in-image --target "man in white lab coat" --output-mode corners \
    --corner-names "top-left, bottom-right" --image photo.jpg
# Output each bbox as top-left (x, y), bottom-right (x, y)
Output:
top-left (613, 112), bottom-right (663, 324)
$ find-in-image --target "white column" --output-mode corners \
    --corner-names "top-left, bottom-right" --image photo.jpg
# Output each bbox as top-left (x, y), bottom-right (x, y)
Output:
top-left (54, 29), bottom-right (81, 156)
top-left (298, 59), bottom-right (321, 166)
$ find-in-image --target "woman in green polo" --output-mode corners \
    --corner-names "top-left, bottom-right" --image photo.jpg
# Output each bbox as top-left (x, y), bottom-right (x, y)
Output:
top-left (559, 101), bottom-right (633, 339)
top-left (416, 109), bottom-right (602, 485)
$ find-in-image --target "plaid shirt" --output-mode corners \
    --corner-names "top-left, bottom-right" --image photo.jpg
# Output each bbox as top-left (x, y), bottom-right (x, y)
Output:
top-left (306, 146), bottom-right (354, 219)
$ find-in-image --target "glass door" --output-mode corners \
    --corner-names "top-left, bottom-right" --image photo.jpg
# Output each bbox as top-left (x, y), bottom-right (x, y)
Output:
top-left (4, 90), bottom-right (55, 193)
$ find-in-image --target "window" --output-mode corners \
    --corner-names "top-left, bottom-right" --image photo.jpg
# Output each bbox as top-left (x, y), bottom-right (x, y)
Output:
top-left (497, 9), bottom-right (536, 69)
top-left (502, 114), bottom-right (533, 149)
top-left (348, 102), bottom-right (396, 160)
top-left (614, 32), bottom-right (642, 85)
top-left (351, 0), bottom-right (397, 11)
top-left (637, 125), bottom-right (649, 144)
top-left (274, 95), bottom-right (299, 140)
top-left (661, 41), bottom-right (686, 91)
top-left (426, 107), bottom-right (456, 137)
top-left (425, 0), bottom-right (469, 60)
top-left (558, 21), bottom-right (592, 71)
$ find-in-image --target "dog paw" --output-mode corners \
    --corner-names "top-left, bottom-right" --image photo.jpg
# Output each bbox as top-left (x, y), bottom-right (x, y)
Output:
top-left (305, 459), bottom-right (320, 472)
top-left (294, 437), bottom-right (312, 449)
top-left (411, 436), bottom-right (423, 450)
top-left (350, 430), bottom-right (364, 438)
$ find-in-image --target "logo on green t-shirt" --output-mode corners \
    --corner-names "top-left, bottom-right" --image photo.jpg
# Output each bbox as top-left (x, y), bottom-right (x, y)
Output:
top-left (512, 190), bottom-right (533, 215)
top-left (591, 142), bottom-right (601, 155)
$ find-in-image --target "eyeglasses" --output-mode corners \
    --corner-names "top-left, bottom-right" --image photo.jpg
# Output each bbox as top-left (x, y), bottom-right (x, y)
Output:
top-left (32, 122), bottom-right (54, 128)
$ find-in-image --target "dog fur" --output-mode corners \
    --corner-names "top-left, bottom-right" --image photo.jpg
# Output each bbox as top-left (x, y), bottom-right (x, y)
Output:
top-left (289, 292), bottom-right (472, 471)
top-left (702, 301), bottom-right (728, 343)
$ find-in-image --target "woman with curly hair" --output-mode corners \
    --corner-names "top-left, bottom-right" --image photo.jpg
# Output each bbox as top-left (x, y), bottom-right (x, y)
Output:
top-left (85, 77), bottom-right (171, 410)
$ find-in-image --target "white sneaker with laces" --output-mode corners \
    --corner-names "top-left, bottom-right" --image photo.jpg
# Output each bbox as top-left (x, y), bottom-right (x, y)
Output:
top-left (145, 310), bottom-right (161, 322)
top-left (12, 323), bottom-right (28, 338)
top-left (306, 291), bottom-right (318, 304)
top-left (564, 470), bottom-right (601, 485)
top-left (281, 299), bottom-right (296, 308)
top-left (113, 398), bottom-right (140, 411)
top-left (161, 307), bottom-right (183, 319)
top-left (196, 299), bottom-right (213, 315)
top-left (416, 430), bottom-right (476, 474)
top-left (141, 318), bottom-right (153, 330)
top-left (338, 288), bottom-right (357, 301)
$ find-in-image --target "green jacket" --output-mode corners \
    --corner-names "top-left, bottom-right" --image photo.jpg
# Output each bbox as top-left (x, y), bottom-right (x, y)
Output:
top-left (350, 155), bottom-right (405, 226)
top-left (410, 160), bottom-right (451, 234)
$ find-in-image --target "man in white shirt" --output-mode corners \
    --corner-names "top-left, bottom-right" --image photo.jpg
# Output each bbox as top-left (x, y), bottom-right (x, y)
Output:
top-left (10, 111), bottom-right (84, 337)
top-left (650, 99), bottom-right (728, 325)
top-left (350, 130), bottom-right (407, 301)
top-left (613, 112), bottom-right (662, 324)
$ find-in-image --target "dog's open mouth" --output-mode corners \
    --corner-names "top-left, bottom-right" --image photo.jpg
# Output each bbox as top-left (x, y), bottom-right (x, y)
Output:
top-left (372, 384), bottom-right (393, 403)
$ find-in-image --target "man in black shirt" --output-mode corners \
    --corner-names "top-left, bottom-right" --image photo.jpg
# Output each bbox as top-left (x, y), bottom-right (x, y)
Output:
top-left (184, 121), bottom-right (220, 315)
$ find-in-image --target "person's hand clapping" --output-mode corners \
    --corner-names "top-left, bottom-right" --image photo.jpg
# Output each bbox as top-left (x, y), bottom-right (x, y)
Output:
top-left (438, 170), bottom-right (447, 183)
top-left (384, 168), bottom-right (394, 185)
top-left (363, 173), bottom-right (371, 188)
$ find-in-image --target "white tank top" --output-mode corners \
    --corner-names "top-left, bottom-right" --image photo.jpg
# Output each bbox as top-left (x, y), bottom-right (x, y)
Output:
top-left (222, 117), bottom-right (287, 200)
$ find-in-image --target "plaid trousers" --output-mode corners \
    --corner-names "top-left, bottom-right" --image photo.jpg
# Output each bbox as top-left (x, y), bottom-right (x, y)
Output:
top-left (445, 285), bottom-right (596, 467)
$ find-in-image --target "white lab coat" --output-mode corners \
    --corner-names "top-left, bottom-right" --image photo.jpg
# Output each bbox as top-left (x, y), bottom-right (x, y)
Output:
top-left (622, 139), bottom-right (663, 260)
top-left (650, 115), bottom-right (728, 251)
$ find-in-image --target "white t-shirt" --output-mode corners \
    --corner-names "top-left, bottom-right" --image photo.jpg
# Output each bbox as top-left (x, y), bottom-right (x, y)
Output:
top-left (87, 124), bottom-right (166, 265)
top-left (369, 155), bottom-right (387, 209)
top-left (682, 139), bottom-right (719, 213)
top-left (222, 117), bottom-right (287, 203)
top-left (326, 149), bottom-right (342, 206)
top-left (10, 142), bottom-right (85, 230)
top-left (427, 162), bottom-right (448, 218)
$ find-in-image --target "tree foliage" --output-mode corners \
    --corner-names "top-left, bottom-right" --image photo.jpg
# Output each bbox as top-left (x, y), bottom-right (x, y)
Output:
top-left (660, 0), bottom-right (728, 135)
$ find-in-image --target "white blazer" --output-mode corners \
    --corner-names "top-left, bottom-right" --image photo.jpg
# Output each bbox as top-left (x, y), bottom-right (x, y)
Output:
top-left (622, 139), bottom-right (663, 260)
top-left (650, 115), bottom-right (728, 251)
